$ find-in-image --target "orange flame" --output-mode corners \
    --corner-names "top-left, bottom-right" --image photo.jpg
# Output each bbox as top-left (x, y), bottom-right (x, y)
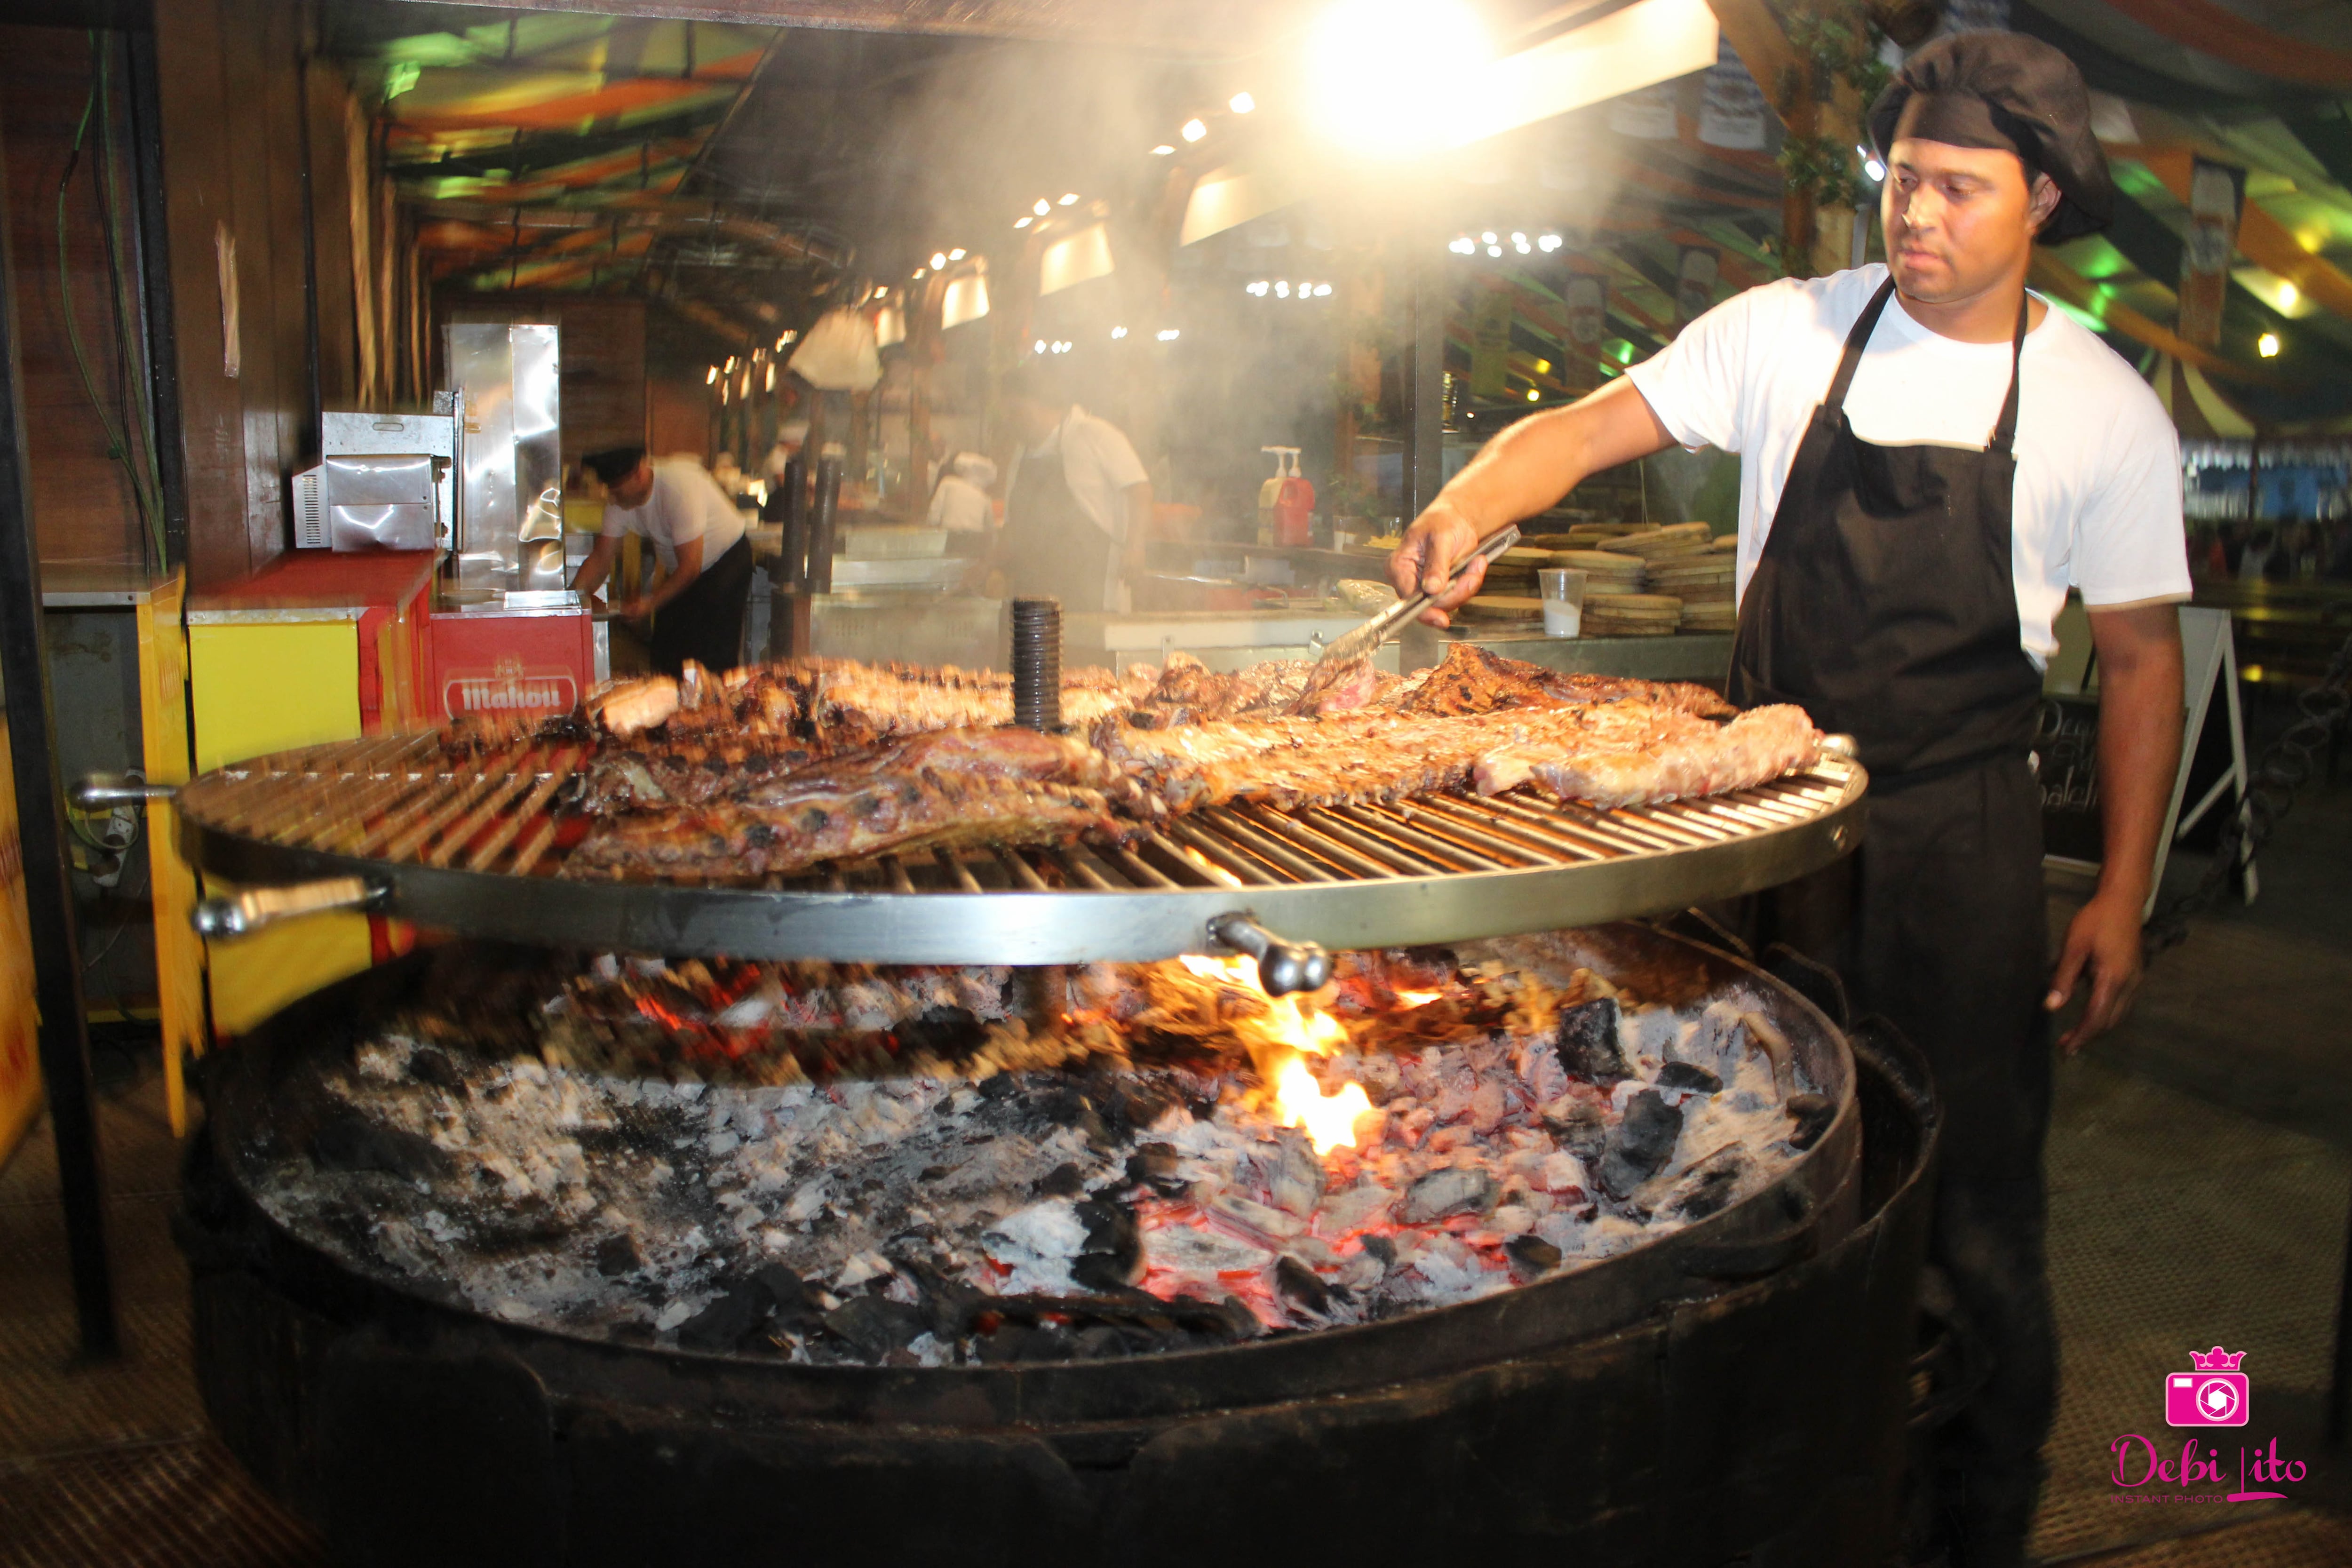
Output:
top-left (1178, 952), bottom-right (1370, 1155)
top-left (1395, 989), bottom-right (1444, 1007)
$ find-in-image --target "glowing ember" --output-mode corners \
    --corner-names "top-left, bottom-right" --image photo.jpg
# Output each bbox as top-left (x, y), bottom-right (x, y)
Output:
top-left (1395, 989), bottom-right (1444, 1007)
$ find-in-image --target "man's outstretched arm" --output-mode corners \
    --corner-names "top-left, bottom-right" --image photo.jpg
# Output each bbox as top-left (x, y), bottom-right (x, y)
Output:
top-left (1387, 377), bottom-right (1677, 626)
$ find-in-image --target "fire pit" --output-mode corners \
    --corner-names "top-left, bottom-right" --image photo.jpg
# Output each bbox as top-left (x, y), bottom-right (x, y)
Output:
top-left (182, 923), bottom-right (1936, 1566)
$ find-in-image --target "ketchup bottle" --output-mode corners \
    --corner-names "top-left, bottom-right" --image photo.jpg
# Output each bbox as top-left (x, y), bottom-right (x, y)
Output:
top-left (1264, 446), bottom-right (1315, 547)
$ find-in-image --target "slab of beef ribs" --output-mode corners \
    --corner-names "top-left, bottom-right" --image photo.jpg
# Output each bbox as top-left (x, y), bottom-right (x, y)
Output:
top-left (563, 727), bottom-right (1125, 881)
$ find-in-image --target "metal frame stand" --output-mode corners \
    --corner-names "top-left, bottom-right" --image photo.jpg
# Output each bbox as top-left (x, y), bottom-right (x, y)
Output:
top-left (0, 115), bottom-right (116, 1359)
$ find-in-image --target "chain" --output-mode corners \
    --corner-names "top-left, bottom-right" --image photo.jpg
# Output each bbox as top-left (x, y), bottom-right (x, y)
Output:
top-left (2142, 620), bottom-right (2352, 955)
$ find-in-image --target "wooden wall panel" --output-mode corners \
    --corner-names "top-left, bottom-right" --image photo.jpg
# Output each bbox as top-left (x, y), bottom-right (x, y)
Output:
top-left (151, 0), bottom-right (249, 586)
top-left (649, 375), bottom-right (715, 463)
top-left (304, 60), bottom-right (358, 410)
top-left (150, 0), bottom-right (363, 589)
top-left (0, 26), bottom-right (153, 569)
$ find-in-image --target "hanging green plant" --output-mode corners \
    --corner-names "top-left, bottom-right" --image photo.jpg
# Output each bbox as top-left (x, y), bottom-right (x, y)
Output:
top-left (1772, 2), bottom-right (1894, 213)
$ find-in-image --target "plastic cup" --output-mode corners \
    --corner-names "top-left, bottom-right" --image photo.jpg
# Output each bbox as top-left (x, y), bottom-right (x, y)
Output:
top-left (1540, 567), bottom-right (1585, 637)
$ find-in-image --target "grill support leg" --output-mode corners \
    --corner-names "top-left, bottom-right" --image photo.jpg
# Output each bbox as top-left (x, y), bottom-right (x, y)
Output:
top-left (0, 114), bottom-right (116, 1361)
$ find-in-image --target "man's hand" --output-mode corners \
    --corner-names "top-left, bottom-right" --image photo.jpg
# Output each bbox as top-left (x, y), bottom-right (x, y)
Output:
top-left (1388, 501), bottom-right (1487, 628)
top-left (619, 597), bottom-right (653, 628)
top-left (2047, 890), bottom-right (2145, 1052)
top-left (1383, 378), bottom-right (1677, 629)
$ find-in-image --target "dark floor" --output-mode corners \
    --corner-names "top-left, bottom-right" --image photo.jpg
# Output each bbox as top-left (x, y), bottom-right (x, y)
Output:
top-left (1, 725), bottom-right (2348, 1565)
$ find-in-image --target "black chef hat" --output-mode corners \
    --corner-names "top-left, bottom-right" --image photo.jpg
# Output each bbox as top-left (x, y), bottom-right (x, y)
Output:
top-left (1868, 32), bottom-right (2114, 243)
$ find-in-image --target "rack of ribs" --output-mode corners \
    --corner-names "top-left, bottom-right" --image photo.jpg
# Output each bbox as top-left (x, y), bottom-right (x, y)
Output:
top-left (563, 727), bottom-right (1126, 882)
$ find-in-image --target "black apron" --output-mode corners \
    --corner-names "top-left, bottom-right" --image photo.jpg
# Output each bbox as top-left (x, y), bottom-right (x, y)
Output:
top-left (649, 533), bottom-right (755, 677)
top-left (1729, 279), bottom-right (2055, 1564)
top-left (1002, 440), bottom-right (1113, 612)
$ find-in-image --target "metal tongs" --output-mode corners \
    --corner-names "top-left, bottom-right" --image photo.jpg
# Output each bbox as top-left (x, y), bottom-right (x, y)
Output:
top-left (1316, 524), bottom-right (1521, 665)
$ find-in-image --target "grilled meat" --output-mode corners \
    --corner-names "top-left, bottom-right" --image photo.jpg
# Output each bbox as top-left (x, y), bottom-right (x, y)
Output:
top-left (564, 727), bottom-right (1125, 881)
top-left (1391, 642), bottom-right (1735, 718)
top-left (1473, 703), bottom-right (1820, 807)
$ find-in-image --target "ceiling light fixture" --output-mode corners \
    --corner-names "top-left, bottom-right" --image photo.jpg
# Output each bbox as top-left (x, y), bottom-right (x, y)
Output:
top-left (1156, 327), bottom-right (1181, 341)
top-left (1111, 326), bottom-right (1128, 338)
top-left (1307, 0), bottom-right (1488, 159)
top-left (948, 248), bottom-right (966, 261)
top-left (1181, 118), bottom-right (1208, 143)
top-left (706, 366), bottom-right (718, 384)
top-left (1033, 199), bottom-right (1051, 215)
top-left (1058, 193), bottom-right (1080, 206)
top-left (1229, 92), bottom-right (1255, 114)
top-left (931, 252), bottom-right (947, 270)
top-left (2258, 331), bottom-right (2282, 358)
top-left (1151, 143), bottom-right (1176, 156)
top-left (1015, 215), bottom-right (1033, 229)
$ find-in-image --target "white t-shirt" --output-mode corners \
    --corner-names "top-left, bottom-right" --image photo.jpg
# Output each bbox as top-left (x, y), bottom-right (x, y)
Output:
top-left (1625, 264), bottom-right (2190, 667)
top-left (601, 457), bottom-right (747, 574)
top-left (1005, 406), bottom-right (1149, 540)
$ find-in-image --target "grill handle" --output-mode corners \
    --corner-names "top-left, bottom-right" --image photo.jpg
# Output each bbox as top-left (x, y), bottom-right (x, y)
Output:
top-left (72, 772), bottom-right (176, 809)
top-left (1206, 912), bottom-right (1330, 997)
top-left (192, 876), bottom-right (386, 939)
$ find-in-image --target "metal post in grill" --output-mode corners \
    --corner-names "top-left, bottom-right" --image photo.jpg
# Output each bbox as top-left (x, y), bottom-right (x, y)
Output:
top-left (778, 454), bottom-right (810, 589)
top-left (808, 456), bottom-right (842, 595)
top-left (1010, 597), bottom-right (1063, 732)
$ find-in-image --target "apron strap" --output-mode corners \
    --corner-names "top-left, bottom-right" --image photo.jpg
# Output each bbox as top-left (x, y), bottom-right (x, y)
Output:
top-left (1988, 292), bottom-right (2030, 457)
top-left (1823, 278), bottom-right (1899, 413)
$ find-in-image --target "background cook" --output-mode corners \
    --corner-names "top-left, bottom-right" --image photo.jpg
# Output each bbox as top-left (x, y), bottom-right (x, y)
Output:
top-left (1387, 34), bottom-right (2188, 1568)
top-left (574, 446), bottom-right (757, 677)
top-left (976, 363), bottom-right (1153, 611)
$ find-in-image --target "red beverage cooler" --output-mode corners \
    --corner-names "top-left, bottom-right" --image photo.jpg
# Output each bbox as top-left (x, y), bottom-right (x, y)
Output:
top-left (425, 596), bottom-right (604, 722)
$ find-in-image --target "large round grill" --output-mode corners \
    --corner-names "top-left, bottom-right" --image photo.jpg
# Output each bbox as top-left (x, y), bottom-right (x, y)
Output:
top-left (175, 732), bottom-right (1867, 963)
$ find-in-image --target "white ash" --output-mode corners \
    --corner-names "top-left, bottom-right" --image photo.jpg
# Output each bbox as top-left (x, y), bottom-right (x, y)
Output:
top-left (246, 980), bottom-right (1822, 1367)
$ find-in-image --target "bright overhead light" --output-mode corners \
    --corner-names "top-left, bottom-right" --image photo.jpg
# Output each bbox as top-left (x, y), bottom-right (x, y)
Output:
top-left (765, 364), bottom-right (776, 391)
top-left (706, 366), bottom-right (718, 385)
top-left (1015, 215), bottom-right (1033, 229)
top-left (1449, 237), bottom-right (1475, 255)
top-left (1247, 280), bottom-right (1270, 296)
top-left (1058, 193), bottom-right (1080, 206)
top-left (874, 286), bottom-right (888, 297)
top-left (948, 248), bottom-right (966, 261)
top-left (779, 330), bottom-right (796, 346)
top-left (1033, 339), bottom-right (1047, 353)
top-left (724, 356), bottom-right (737, 371)
top-left (2258, 332), bottom-right (2282, 358)
top-left (1033, 199), bottom-right (1052, 215)
top-left (1538, 233), bottom-right (1561, 252)
top-left (1527, 387), bottom-right (1541, 402)
top-left (1229, 91), bottom-right (1255, 114)
top-left (1151, 143), bottom-right (1176, 156)
top-left (1181, 118), bottom-right (1208, 143)
top-left (2278, 280), bottom-right (2300, 309)
top-left (1511, 232), bottom-right (1526, 246)
top-left (1864, 154), bottom-right (1886, 183)
top-left (1308, 0), bottom-right (1488, 159)
top-left (1156, 327), bottom-right (1181, 341)
top-left (1111, 326), bottom-right (1128, 338)
top-left (931, 252), bottom-right (947, 270)
top-left (1313, 283), bottom-right (1332, 296)
top-left (1486, 244), bottom-right (1502, 257)
top-left (913, 268), bottom-right (927, 279)
top-left (1481, 232), bottom-right (1497, 244)
top-left (1275, 280), bottom-right (1291, 298)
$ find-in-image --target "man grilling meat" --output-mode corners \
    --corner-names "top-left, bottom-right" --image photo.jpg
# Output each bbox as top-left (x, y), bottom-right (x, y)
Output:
top-left (575, 446), bottom-right (756, 676)
top-left (1390, 34), bottom-right (2185, 1568)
